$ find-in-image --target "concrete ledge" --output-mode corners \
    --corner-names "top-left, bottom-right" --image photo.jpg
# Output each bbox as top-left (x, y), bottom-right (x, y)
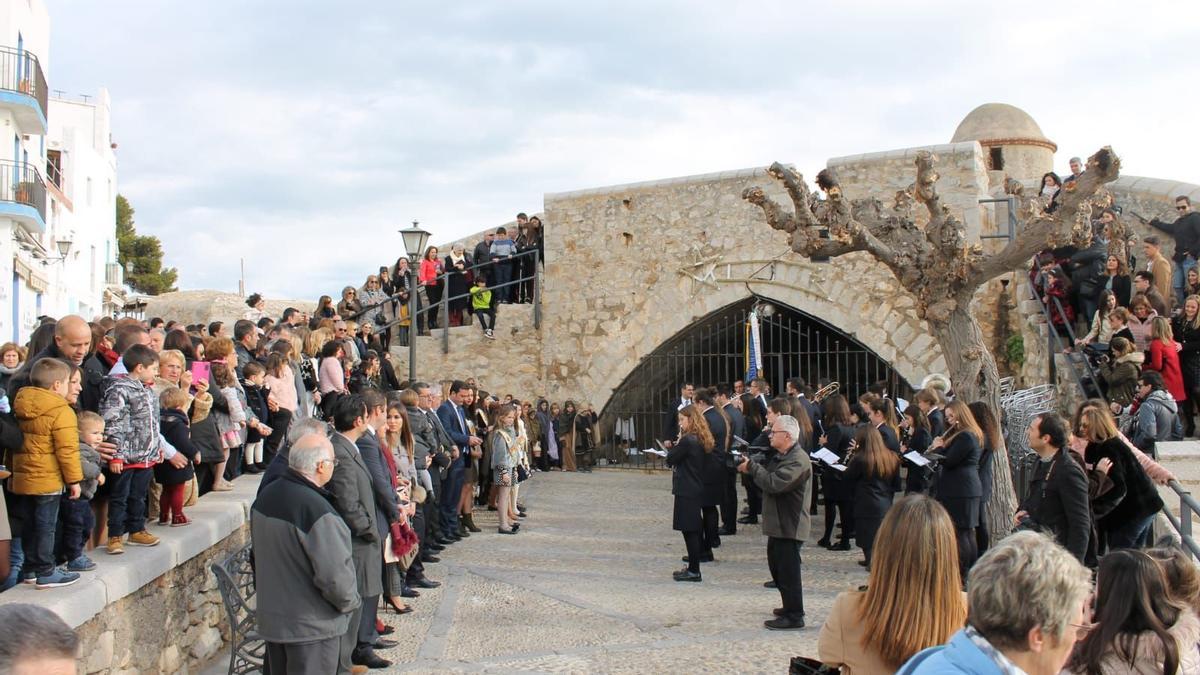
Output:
top-left (545, 166), bottom-right (781, 201)
top-left (0, 475), bottom-right (262, 628)
top-left (827, 141), bottom-right (981, 168)
top-left (1157, 441), bottom-right (1200, 461)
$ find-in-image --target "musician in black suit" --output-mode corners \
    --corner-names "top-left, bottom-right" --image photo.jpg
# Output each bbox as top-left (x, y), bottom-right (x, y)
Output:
top-left (661, 382), bottom-right (695, 447)
top-left (929, 400), bottom-right (984, 579)
top-left (915, 388), bottom-right (946, 437)
top-left (696, 391), bottom-right (730, 548)
top-left (667, 406), bottom-right (714, 582)
top-left (749, 377), bottom-right (771, 421)
top-left (815, 394), bottom-right (855, 550)
top-left (900, 404), bottom-right (934, 494)
top-left (867, 397), bottom-right (902, 455)
top-left (843, 426), bottom-right (901, 568)
top-left (737, 392), bottom-right (765, 525)
top-left (716, 385), bottom-right (744, 534)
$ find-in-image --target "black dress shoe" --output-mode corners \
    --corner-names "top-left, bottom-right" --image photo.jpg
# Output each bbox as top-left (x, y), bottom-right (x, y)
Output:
top-left (718, 527), bottom-right (736, 536)
top-left (764, 616), bottom-right (806, 631)
top-left (858, 560), bottom-right (870, 567)
top-left (763, 580), bottom-right (777, 589)
top-left (681, 554), bottom-right (714, 563)
top-left (373, 638), bottom-right (398, 650)
top-left (831, 541), bottom-right (852, 551)
top-left (378, 624), bottom-right (395, 635)
top-left (737, 516), bottom-right (759, 525)
top-left (351, 647), bottom-right (392, 668)
top-left (816, 538), bottom-right (831, 548)
top-left (400, 586), bottom-right (420, 598)
top-left (497, 528), bottom-right (517, 534)
top-left (436, 537), bottom-right (455, 546)
top-left (427, 542), bottom-right (445, 552)
top-left (673, 568), bottom-right (702, 582)
top-left (420, 554), bottom-right (441, 564)
top-left (411, 577), bottom-right (441, 589)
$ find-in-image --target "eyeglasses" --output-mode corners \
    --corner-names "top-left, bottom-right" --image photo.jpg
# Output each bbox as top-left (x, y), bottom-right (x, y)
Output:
top-left (1178, 206), bottom-right (1189, 211)
top-left (317, 458), bottom-right (339, 468)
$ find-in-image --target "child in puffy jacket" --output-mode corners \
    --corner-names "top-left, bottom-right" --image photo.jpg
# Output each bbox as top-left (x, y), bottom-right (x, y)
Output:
top-left (99, 345), bottom-right (162, 555)
top-left (12, 358), bottom-right (82, 587)
top-left (156, 386), bottom-right (200, 527)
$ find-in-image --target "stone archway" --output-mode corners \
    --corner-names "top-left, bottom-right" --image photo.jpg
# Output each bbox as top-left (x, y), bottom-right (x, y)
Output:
top-left (598, 293), bottom-right (912, 464)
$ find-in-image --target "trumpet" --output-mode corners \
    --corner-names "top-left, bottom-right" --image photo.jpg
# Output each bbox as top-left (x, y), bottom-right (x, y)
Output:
top-left (812, 381), bottom-right (840, 403)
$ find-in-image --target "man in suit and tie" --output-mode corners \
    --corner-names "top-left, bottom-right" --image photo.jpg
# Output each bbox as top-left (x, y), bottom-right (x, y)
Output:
top-left (749, 378), bottom-right (771, 420)
top-left (326, 395), bottom-right (389, 671)
top-left (695, 389), bottom-right (734, 541)
top-left (662, 382), bottom-right (695, 448)
top-left (352, 391), bottom-right (400, 660)
top-left (437, 381), bottom-right (483, 539)
top-left (716, 384), bottom-right (744, 534)
top-left (423, 387), bottom-right (462, 540)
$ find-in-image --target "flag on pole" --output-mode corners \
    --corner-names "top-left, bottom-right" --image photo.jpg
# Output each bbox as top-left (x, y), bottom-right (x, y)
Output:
top-left (746, 310), bottom-right (762, 382)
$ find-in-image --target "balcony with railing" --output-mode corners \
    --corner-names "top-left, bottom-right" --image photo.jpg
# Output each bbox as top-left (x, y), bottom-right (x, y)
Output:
top-left (0, 160), bottom-right (46, 232)
top-left (105, 262), bottom-right (124, 288)
top-left (0, 46), bottom-right (47, 135)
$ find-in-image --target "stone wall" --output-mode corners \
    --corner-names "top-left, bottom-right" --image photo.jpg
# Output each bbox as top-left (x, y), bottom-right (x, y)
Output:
top-left (76, 526), bottom-right (249, 674)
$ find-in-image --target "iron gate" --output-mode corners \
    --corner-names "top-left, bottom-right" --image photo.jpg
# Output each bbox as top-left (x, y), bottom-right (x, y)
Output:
top-left (600, 296), bottom-right (911, 467)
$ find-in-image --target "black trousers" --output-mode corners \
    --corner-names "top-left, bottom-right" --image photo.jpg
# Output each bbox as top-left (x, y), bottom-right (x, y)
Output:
top-left (767, 537), bottom-right (805, 619)
top-left (426, 470), bottom-right (444, 538)
top-left (357, 593), bottom-right (379, 648)
top-left (822, 497), bottom-right (854, 544)
top-left (719, 471), bottom-right (738, 531)
top-left (265, 409), bottom-right (293, 464)
top-left (956, 527), bottom-right (978, 581)
top-left (856, 515), bottom-right (883, 564)
top-left (682, 530), bottom-right (703, 574)
top-left (743, 475), bottom-right (762, 517)
top-left (700, 505), bottom-right (720, 554)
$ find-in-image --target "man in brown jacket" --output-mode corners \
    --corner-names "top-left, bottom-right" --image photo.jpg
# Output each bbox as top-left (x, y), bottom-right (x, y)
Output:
top-left (1144, 235), bottom-right (1174, 311)
top-left (737, 414), bottom-right (812, 631)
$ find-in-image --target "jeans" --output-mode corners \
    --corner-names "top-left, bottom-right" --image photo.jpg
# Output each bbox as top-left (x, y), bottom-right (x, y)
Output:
top-left (107, 467), bottom-right (154, 537)
top-left (767, 538), bottom-right (805, 619)
top-left (22, 494), bottom-right (61, 577)
top-left (492, 263), bottom-right (513, 302)
top-left (1174, 256), bottom-right (1196, 306)
top-left (475, 309), bottom-right (495, 332)
top-left (0, 537), bottom-right (23, 591)
top-left (1107, 513), bottom-right (1156, 551)
top-left (59, 496), bottom-right (94, 562)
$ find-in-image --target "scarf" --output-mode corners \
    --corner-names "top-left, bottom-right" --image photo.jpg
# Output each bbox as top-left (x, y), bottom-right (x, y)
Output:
top-left (0, 363), bottom-right (19, 377)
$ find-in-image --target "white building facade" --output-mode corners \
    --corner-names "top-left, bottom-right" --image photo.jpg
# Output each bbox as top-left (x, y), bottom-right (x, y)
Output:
top-left (0, 0), bottom-right (119, 343)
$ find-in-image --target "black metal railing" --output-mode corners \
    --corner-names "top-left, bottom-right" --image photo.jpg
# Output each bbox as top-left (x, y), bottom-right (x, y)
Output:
top-left (367, 248), bottom-right (543, 350)
top-left (1028, 282), bottom-right (1100, 399)
top-left (0, 159), bottom-right (46, 224)
top-left (1161, 479), bottom-right (1200, 559)
top-left (0, 46), bottom-right (48, 123)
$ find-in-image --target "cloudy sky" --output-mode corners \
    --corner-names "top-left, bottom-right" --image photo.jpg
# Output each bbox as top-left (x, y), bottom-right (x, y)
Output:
top-left (47, 1), bottom-right (1200, 299)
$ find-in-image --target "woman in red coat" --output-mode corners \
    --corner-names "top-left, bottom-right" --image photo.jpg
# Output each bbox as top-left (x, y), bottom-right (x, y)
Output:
top-left (1145, 316), bottom-right (1188, 403)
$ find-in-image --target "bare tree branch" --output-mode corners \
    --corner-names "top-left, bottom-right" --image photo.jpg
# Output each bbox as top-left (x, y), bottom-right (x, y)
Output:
top-left (767, 162), bottom-right (819, 227)
top-left (741, 187), bottom-right (798, 233)
top-left (971, 146), bottom-right (1121, 284)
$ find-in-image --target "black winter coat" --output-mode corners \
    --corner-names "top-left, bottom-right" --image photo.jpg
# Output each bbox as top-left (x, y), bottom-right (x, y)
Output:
top-left (700, 408), bottom-right (729, 506)
top-left (667, 434), bottom-right (705, 499)
top-left (1085, 437), bottom-right (1163, 533)
top-left (1018, 448), bottom-right (1091, 562)
top-left (155, 409), bottom-right (199, 485)
top-left (1172, 315), bottom-right (1200, 387)
top-left (935, 432), bottom-right (983, 500)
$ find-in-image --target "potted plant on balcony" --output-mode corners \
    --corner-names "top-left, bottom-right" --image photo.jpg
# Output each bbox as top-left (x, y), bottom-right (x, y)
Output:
top-left (17, 79), bottom-right (31, 94)
top-left (15, 181), bottom-right (34, 203)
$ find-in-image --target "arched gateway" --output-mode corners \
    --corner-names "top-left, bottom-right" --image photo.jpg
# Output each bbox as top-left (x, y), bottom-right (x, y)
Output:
top-left (600, 295), bottom-right (910, 465)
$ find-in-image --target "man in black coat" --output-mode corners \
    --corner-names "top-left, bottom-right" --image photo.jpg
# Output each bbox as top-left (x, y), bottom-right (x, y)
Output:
top-left (661, 382), bottom-right (694, 446)
top-left (1015, 412), bottom-right (1090, 563)
top-left (8, 316), bottom-right (102, 412)
top-left (696, 389), bottom-right (736, 536)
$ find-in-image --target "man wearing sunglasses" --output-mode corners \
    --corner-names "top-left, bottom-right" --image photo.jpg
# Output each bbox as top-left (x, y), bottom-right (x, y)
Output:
top-left (1146, 196), bottom-right (1200, 306)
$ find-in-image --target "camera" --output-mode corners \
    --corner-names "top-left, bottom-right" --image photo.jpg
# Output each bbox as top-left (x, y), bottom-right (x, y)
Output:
top-left (728, 437), bottom-right (768, 468)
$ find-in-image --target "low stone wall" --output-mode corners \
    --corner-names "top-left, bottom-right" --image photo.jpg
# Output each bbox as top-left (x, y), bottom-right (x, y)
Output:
top-left (0, 477), bottom-right (260, 674)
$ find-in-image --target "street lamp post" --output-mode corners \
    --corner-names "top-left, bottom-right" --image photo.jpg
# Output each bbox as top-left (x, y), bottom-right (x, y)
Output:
top-left (400, 220), bottom-right (431, 382)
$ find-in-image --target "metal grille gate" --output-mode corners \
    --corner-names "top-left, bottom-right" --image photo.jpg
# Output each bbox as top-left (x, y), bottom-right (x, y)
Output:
top-left (600, 296), bottom-right (911, 467)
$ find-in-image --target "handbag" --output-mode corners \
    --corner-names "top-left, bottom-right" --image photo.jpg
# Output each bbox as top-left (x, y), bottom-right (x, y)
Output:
top-left (788, 657), bottom-right (837, 674)
top-left (389, 520), bottom-right (419, 560)
top-left (516, 465), bottom-right (529, 483)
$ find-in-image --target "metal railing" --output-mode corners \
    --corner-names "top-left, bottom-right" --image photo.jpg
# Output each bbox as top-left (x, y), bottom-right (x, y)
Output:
top-left (1161, 479), bottom-right (1200, 559)
top-left (1027, 282), bottom-right (1100, 399)
top-left (979, 196), bottom-right (1018, 241)
top-left (0, 159), bottom-right (46, 224)
top-left (0, 46), bottom-right (48, 123)
top-left (367, 248), bottom-right (543, 352)
top-left (104, 262), bottom-right (123, 287)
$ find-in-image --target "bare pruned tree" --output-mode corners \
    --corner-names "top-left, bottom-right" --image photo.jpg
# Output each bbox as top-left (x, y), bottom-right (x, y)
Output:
top-left (743, 147), bottom-right (1120, 535)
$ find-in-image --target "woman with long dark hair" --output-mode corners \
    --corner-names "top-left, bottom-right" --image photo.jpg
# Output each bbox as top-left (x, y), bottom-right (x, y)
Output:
top-left (534, 399), bottom-right (557, 472)
top-left (556, 400), bottom-right (579, 472)
top-left (1067, 549), bottom-right (1200, 674)
top-left (900, 403), bottom-right (932, 494)
top-left (667, 404), bottom-right (714, 583)
top-left (929, 400), bottom-right (983, 577)
top-left (1173, 295), bottom-right (1200, 437)
top-left (816, 394), bottom-right (855, 550)
top-left (844, 426), bottom-right (901, 568)
top-left (967, 401), bottom-right (1001, 556)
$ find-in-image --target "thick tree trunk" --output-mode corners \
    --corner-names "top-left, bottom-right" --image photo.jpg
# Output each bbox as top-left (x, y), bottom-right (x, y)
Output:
top-left (930, 303), bottom-right (1018, 545)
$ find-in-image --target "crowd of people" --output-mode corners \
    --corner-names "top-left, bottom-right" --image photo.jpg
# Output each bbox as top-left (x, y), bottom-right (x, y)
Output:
top-left (0, 299), bottom-right (606, 672)
top-left (309, 213), bottom-right (545, 344)
top-left (1035, 188), bottom-right (1200, 442)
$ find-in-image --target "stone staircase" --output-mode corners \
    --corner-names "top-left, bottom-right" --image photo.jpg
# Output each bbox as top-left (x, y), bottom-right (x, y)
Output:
top-left (387, 303), bottom-right (542, 387)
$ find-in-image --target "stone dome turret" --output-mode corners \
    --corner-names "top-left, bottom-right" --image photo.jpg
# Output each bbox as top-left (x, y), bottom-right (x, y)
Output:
top-left (950, 103), bottom-right (1056, 152)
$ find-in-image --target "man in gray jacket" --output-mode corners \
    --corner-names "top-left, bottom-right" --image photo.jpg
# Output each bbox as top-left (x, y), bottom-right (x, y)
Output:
top-left (326, 395), bottom-right (388, 670)
top-left (251, 434), bottom-right (359, 674)
top-left (737, 414), bottom-right (812, 631)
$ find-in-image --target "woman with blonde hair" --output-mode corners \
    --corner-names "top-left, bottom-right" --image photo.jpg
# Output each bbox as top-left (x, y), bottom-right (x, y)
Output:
top-left (844, 426), bottom-right (901, 568)
top-left (667, 404), bottom-right (714, 582)
top-left (1146, 315), bottom-right (1187, 405)
top-left (930, 400), bottom-right (984, 576)
top-left (819, 495), bottom-right (966, 674)
top-left (1174, 294), bottom-right (1200, 436)
top-left (1075, 404), bottom-right (1163, 550)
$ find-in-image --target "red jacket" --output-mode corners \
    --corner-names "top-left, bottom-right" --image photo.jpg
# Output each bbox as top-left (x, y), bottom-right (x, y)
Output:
top-left (1146, 339), bottom-right (1187, 402)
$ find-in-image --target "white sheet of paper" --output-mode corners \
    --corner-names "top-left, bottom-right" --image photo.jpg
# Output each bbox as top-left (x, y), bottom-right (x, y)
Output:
top-left (904, 451), bottom-right (931, 467)
top-left (644, 448), bottom-right (668, 457)
top-left (811, 447), bottom-right (841, 466)
top-left (828, 463), bottom-right (847, 472)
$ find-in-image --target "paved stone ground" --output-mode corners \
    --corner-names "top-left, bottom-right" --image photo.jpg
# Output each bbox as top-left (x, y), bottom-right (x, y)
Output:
top-left (209, 469), bottom-right (869, 673)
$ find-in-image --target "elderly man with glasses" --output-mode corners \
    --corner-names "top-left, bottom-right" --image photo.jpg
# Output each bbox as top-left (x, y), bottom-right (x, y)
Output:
top-left (251, 433), bottom-right (359, 675)
top-left (737, 414), bottom-right (812, 631)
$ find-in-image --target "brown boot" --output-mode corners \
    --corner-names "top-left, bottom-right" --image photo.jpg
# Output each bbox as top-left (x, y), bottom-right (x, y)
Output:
top-left (463, 513), bottom-right (481, 533)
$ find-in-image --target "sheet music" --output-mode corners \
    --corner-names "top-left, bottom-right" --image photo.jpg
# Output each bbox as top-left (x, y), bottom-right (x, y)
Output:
top-left (811, 447), bottom-right (841, 466)
top-left (904, 451), bottom-right (931, 467)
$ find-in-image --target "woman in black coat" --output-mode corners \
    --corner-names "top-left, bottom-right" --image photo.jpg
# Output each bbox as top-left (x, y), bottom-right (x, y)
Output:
top-left (155, 405), bottom-right (200, 525)
top-left (929, 401), bottom-right (983, 577)
top-left (1172, 299), bottom-right (1200, 436)
top-left (444, 245), bottom-right (472, 327)
top-left (900, 404), bottom-right (933, 494)
top-left (816, 395), bottom-right (856, 550)
top-left (667, 405), bottom-right (714, 582)
top-left (843, 426), bottom-right (901, 568)
top-left (868, 398), bottom-right (902, 454)
top-left (1075, 405), bottom-right (1164, 551)
top-left (967, 402), bottom-right (1001, 555)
